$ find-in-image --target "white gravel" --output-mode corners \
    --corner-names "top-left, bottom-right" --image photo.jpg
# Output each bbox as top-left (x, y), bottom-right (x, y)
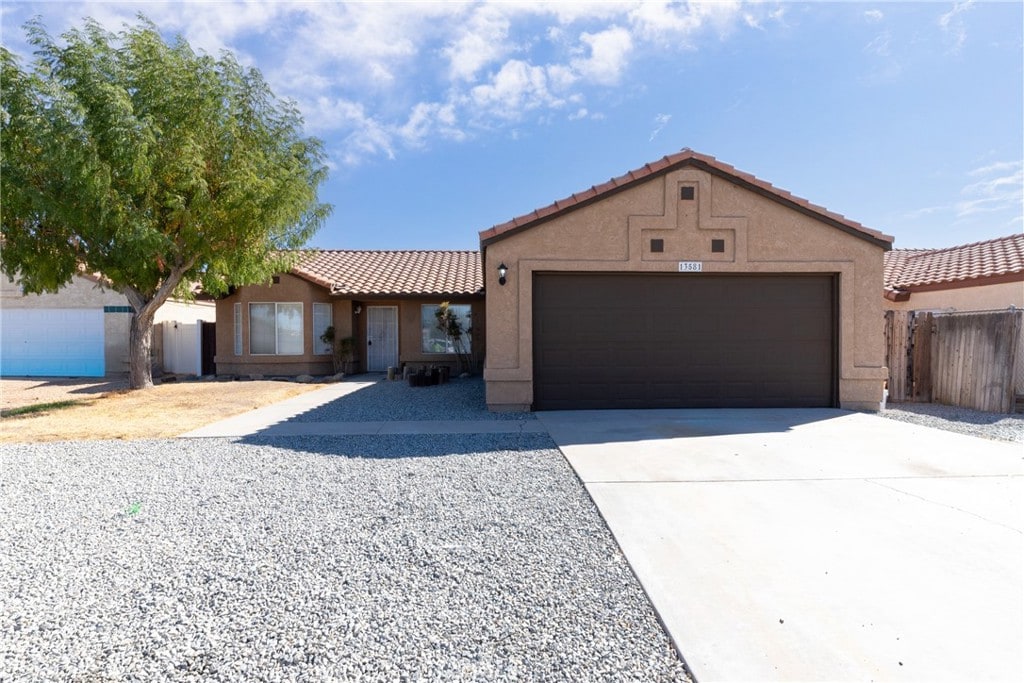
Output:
top-left (879, 402), bottom-right (1024, 443)
top-left (0, 435), bottom-right (690, 682)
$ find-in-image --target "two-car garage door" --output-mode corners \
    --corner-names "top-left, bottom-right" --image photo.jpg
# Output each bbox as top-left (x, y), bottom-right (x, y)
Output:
top-left (533, 273), bottom-right (836, 410)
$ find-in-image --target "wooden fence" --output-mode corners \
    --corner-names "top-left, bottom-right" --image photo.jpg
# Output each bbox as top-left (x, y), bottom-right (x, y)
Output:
top-left (885, 309), bottom-right (1022, 413)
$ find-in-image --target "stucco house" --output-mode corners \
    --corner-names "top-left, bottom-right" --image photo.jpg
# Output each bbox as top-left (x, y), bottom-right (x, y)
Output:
top-left (479, 149), bottom-right (892, 411)
top-left (213, 250), bottom-right (483, 378)
top-left (883, 233), bottom-right (1024, 312)
top-left (217, 149), bottom-right (894, 411)
top-left (0, 272), bottom-right (215, 377)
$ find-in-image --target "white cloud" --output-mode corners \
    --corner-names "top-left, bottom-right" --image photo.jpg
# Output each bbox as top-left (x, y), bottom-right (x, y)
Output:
top-left (442, 4), bottom-right (512, 82)
top-left (571, 26), bottom-right (633, 85)
top-left (956, 160), bottom-right (1023, 219)
top-left (649, 113), bottom-right (671, 142)
top-left (864, 31), bottom-right (891, 57)
top-left (397, 102), bottom-right (466, 147)
top-left (302, 97), bottom-right (394, 166)
top-left (628, 1), bottom-right (707, 45)
top-left (470, 59), bottom-right (565, 119)
top-left (1, 1), bottom-right (777, 166)
top-left (864, 9), bottom-right (884, 22)
top-left (969, 160), bottom-right (1022, 177)
top-left (938, 0), bottom-right (974, 54)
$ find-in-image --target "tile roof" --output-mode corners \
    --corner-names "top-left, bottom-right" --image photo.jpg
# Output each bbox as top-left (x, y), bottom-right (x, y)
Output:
top-left (883, 233), bottom-right (1024, 291)
top-left (479, 148), bottom-right (894, 248)
top-left (291, 250), bottom-right (483, 296)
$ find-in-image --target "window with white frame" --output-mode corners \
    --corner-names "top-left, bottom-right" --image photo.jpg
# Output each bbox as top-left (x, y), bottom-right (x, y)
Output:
top-left (421, 303), bottom-right (472, 354)
top-left (233, 303), bottom-right (242, 355)
top-left (313, 303), bottom-right (333, 355)
top-left (249, 302), bottom-right (303, 355)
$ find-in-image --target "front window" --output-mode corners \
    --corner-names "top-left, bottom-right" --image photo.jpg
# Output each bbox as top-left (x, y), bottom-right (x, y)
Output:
top-left (313, 303), bottom-right (333, 355)
top-left (233, 303), bottom-right (242, 355)
top-left (421, 303), bottom-right (472, 354)
top-left (249, 302), bottom-right (303, 355)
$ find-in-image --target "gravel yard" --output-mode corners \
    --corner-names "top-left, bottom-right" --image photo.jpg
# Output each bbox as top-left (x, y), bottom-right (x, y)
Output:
top-left (0, 434), bottom-right (689, 682)
top-left (879, 402), bottom-right (1024, 443)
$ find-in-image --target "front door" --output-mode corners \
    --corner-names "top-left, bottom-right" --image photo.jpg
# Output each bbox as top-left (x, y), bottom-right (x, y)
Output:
top-left (366, 305), bottom-right (399, 371)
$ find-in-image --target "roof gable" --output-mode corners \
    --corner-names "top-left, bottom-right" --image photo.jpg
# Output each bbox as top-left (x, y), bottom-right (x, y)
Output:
top-left (884, 233), bottom-right (1024, 292)
top-left (290, 250), bottom-right (483, 296)
top-left (479, 149), bottom-right (894, 249)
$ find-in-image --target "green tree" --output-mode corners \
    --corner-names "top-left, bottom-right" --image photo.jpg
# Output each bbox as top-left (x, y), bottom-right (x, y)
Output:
top-left (1, 17), bottom-right (331, 388)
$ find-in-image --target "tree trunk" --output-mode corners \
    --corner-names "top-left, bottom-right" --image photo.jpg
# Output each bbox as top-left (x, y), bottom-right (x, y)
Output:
top-left (128, 308), bottom-right (157, 389)
top-left (121, 262), bottom-right (196, 390)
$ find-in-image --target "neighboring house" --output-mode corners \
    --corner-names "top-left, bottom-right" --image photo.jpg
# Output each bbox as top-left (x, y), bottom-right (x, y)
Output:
top-left (0, 272), bottom-right (215, 377)
top-left (214, 250), bottom-right (483, 378)
top-left (883, 233), bottom-right (1024, 312)
top-left (479, 149), bottom-right (893, 411)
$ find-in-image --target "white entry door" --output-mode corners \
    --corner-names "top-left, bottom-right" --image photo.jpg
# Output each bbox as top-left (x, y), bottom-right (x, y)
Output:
top-left (366, 306), bottom-right (398, 371)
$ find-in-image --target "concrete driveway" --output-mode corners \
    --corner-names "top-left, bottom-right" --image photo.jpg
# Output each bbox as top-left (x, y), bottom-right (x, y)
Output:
top-left (537, 408), bottom-right (1023, 682)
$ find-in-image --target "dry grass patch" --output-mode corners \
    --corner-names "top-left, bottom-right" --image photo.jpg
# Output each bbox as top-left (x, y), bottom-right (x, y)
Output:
top-left (0, 381), bottom-right (326, 442)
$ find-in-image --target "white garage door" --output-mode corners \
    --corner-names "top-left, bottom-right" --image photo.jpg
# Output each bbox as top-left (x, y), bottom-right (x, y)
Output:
top-left (0, 309), bottom-right (105, 377)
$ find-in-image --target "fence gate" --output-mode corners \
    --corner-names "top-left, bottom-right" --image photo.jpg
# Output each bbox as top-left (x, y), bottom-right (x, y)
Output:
top-left (885, 309), bottom-right (1022, 413)
top-left (931, 310), bottom-right (1021, 413)
top-left (201, 321), bottom-right (217, 376)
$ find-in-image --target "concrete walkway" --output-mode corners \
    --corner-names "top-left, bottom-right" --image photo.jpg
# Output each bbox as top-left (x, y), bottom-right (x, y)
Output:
top-left (537, 408), bottom-right (1024, 683)
top-left (179, 381), bottom-right (546, 437)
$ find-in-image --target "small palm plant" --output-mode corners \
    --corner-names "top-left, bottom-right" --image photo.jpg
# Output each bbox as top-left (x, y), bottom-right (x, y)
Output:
top-left (434, 302), bottom-right (472, 375)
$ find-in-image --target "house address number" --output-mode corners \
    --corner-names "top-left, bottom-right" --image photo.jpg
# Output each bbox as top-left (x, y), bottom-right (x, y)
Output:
top-left (678, 261), bottom-right (703, 272)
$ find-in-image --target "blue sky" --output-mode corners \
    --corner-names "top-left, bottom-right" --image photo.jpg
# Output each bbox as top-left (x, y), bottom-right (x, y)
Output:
top-left (2, 1), bottom-right (1021, 250)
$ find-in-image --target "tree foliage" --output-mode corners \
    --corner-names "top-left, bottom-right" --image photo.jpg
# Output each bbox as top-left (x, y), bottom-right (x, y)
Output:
top-left (1, 16), bottom-right (331, 387)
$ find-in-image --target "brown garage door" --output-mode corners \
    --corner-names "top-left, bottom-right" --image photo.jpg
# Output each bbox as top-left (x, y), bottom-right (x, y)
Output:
top-left (533, 273), bottom-right (836, 410)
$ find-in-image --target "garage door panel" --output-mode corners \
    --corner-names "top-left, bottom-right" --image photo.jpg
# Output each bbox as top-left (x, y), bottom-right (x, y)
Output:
top-left (533, 273), bottom-right (835, 409)
top-left (1, 309), bottom-right (105, 377)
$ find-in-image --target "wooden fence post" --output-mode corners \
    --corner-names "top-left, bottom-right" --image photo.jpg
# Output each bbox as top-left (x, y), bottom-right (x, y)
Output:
top-left (910, 312), bottom-right (932, 402)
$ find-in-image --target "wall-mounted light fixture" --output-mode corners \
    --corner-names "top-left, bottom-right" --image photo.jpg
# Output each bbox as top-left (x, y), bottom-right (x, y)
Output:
top-left (354, 305), bottom-right (362, 314)
top-left (497, 262), bottom-right (508, 286)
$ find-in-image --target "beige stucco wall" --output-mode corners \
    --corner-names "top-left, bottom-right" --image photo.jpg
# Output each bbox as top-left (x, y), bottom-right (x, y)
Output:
top-left (214, 273), bottom-right (338, 376)
top-left (346, 297), bottom-right (484, 373)
top-left (392, 298), bottom-right (485, 371)
top-left (215, 277), bottom-right (486, 377)
top-left (0, 274), bottom-right (125, 309)
top-left (883, 280), bottom-right (1023, 313)
top-left (483, 167), bottom-right (888, 411)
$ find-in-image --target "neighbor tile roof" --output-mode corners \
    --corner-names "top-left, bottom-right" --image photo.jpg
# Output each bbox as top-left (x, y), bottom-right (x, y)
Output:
top-left (479, 148), bottom-right (894, 248)
top-left (883, 233), bottom-right (1024, 291)
top-left (291, 250), bottom-right (483, 296)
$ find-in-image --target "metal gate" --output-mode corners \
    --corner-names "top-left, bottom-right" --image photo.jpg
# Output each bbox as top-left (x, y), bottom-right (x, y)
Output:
top-left (366, 306), bottom-right (398, 372)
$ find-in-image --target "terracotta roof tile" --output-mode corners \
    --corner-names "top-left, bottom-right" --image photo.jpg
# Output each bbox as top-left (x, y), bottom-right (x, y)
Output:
top-left (290, 250), bottom-right (482, 296)
top-left (883, 234), bottom-right (1024, 291)
top-left (479, 148), bottom-right (894, 248)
